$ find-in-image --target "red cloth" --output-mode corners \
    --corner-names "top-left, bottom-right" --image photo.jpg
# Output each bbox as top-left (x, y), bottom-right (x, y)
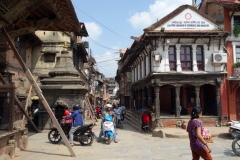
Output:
top-left (64, 110), bottom-right (72, 123)
top-left (96, 107), bottom-right (101, 113)
top-left (142, 111), bottom-right (150, 124)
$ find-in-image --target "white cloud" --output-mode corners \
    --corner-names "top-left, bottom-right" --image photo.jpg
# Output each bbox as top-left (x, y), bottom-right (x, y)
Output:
top-left (84, 22), bottom-right (102, 40)
top-left (95, 50), bottom-right (120, 78)
top-left (128, 0), bottom-right (192, 29)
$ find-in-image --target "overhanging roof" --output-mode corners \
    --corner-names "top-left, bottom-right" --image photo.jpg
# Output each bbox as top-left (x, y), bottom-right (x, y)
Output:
top-left (0, 0), bottom-right (80, 38)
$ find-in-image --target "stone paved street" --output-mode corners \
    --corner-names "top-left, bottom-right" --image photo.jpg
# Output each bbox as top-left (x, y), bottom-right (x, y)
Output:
top-left (15, 121), bottom-right (239, 160)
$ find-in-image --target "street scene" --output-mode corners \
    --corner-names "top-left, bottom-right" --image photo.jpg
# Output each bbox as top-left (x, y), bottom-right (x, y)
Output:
top-left (1, 0), bottom-right (240, 160)
top-left (13, 122), bottom-right (240, 160)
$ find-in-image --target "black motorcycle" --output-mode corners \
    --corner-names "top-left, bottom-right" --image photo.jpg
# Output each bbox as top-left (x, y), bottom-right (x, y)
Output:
top-left (48, 120), bottom-right (95, 146)
top-left (232, 136), bottom-right (240, 156)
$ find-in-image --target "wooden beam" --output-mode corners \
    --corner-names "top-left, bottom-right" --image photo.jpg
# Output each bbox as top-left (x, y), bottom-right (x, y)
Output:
top-left (218, 38), bottom-right (221, 51)
top-left (177, 38), bottom-right (181, 43)
top-left (21, 86), bottom-right (32, 128)
top-left (208, 37), bottom-right (211, 51)
top-left (1, 27), bottom-right (76, 157)
top-left (230, 9), bottom-right (236, 22)
top-left (163, 38), bottom-right (166, 51)
top-left (193, 38), bottom-right (197, 43)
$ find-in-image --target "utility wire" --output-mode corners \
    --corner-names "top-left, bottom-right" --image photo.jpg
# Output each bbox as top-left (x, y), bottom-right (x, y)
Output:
top-left (73, 4), bottom-right (130, 41)
top-left (87, 37), bottom-right (119, 51)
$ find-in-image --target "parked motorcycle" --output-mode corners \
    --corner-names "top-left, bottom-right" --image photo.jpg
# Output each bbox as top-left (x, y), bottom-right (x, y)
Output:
top-left (232, 136), bottom-right (240, 156)
top-left (48, 120), bottom-right (94, 146)
top-left (96, 106), bottom-right (102, 119)
top-left (228, 120), bottom-right (240, 138)
top-left (102, 116), bottom-right (114, 145)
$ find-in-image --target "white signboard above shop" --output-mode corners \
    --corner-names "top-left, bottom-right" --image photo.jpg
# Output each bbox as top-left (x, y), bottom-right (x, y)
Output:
top-left (156, 8), bottom-right (218, 30)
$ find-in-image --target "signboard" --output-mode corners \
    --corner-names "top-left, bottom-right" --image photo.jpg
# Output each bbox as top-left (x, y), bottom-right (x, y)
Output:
top-left (157, 8), bottom-right (217, 30)
top-left (126, 72), bottom-right (132, 82)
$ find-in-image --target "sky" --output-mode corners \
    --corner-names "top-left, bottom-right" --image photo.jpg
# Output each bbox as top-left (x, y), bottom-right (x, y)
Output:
top-left (72, 0), bottom-right (200, 78)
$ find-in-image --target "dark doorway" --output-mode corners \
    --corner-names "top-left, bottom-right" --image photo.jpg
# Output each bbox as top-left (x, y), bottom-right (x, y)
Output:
top-left (201, 84), bottom-right (216, 115)
top-left (160, 85), bottom-right (175, 115)
top-left (236, 88), bottom-right (240, 120)
top-left (55, 105), bottom-right (65, 121)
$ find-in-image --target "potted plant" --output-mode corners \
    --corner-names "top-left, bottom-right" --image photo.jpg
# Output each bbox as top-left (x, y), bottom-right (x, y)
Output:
top-left (233, 23), bottom-right (240, 37)
top-left (233, 62), bottom-right (240, 77)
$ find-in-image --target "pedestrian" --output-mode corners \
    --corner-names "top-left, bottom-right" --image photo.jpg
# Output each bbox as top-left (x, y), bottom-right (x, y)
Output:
top-left (187, 107), bottom-right (212, 160)
top-left (65, 103), bottom-right (83, 147)
top-left (141, 107), bottom-right (151, 132)
top-left (120, 104), bottom-right (126, 122)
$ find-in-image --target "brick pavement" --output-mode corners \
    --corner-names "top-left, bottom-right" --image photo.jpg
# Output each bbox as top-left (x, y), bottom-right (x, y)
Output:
top-left (12, 121), bottom-right (240, 160)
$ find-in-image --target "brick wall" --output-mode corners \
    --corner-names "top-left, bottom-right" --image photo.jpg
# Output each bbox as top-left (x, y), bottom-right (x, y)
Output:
top-left (202, 120), bottom-right (216, 127)
top-left (163, 120), bottom-right (176, 128)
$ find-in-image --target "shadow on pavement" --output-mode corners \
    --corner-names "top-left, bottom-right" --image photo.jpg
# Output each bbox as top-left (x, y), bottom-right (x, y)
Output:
top-left (23, 150), bottom-right (70, 157)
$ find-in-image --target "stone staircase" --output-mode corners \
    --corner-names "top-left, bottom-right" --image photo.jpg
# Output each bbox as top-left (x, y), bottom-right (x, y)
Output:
top-left (125, 110), bottom-right (142, 132)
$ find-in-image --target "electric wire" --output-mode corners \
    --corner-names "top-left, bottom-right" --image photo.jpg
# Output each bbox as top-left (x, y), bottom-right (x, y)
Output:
top-left (73, 4), bottom-right (130, 41)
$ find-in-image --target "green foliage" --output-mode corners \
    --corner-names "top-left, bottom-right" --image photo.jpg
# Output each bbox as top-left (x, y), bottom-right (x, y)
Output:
top-left (233, 23), bottom-right (240, 37)
top-left (233, 62), bottom-right (240, 68)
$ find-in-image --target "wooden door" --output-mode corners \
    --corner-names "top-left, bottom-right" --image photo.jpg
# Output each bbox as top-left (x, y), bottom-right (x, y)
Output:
top-left (236, 88), bottom-right (240, 120)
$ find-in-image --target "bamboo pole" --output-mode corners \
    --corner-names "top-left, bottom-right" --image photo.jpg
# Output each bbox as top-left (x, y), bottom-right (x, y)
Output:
top-left (1, 27), bottom-right (75, 157)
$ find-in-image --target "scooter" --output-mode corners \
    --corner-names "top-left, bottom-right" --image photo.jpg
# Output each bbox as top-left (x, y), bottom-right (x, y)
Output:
top-left (228, 120), bottom-right (240, 138)
top-left (48, 119), bottom-right (95, 146)
top-left (102, 116), bottom-right (114, 145)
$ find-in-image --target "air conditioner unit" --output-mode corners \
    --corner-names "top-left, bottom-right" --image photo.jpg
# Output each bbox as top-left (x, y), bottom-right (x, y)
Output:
top-left (212, 53), bottom-right (227, 64)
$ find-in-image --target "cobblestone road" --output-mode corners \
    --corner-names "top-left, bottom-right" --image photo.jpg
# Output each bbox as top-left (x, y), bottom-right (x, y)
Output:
top-left (15, 121), bottom-right (239, 160)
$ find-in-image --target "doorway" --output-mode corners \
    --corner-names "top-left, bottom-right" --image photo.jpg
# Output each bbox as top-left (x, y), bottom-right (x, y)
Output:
top-left (236, 88), bottom-right (240, 120)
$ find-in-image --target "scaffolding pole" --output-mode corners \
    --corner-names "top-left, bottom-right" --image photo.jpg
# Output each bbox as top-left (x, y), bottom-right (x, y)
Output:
top-left (1, 27), bottom-right (76, 157)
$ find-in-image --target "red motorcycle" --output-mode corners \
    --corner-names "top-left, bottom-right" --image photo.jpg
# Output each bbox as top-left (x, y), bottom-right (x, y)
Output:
top-left (96, 106), bottom-right (102, 119)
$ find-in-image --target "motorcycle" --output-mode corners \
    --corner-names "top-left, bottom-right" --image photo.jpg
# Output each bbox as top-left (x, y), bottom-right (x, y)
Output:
top-left (115, 113), bottom-right (123, 129)
top-left (95, 107), bottom-right (102, 119)
top-left (232, 136), bottom-right (240, 156)
top-left (48, 120), bottom-right (95, 146)
top-left (102, 116), bottom-right (114, 145)
top-left (228, 120), bottom-right (240, 138)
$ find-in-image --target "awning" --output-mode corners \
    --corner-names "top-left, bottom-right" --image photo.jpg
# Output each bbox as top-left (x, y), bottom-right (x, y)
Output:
top-left (31, 95), bottom-right (39, 100)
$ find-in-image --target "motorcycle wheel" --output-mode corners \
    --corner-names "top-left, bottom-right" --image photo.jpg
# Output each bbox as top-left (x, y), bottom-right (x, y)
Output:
top-left (48, 130), bottom-right (62, 144)
top-left (231, 130), bottom-right (240, 139)
top-left (106, 135), bottom-right (112, 145)
top-left (232, 138), bottom-right (240, 156)
top-left (118, 121), bottom-right (123, 129)
top-left (79, 131), bottom-right (94, 146)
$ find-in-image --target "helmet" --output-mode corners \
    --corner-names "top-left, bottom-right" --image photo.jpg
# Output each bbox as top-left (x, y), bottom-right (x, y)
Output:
top-left (73, 103), bottom-right (81, 110)
top-left (104, 116), bottom-right (113, 122)
top-left (106, 104), bottom-right (112, 108)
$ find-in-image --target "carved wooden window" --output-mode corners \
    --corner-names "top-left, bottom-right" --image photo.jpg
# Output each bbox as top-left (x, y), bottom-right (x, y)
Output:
top-left (196, 46), bottom-right (204, 71)
top-left (0, 93), bottom-right (9, 125)
top-left (169, 46), bottom-right (176, 71)
top-left (236, 46), bottom-right (240, 62)
top-left (180, 46), bottom-right (192, 71)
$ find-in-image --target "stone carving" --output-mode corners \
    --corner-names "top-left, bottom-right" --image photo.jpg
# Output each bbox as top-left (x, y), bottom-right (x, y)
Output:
top-left (53, 97), bottom-right (68, 109)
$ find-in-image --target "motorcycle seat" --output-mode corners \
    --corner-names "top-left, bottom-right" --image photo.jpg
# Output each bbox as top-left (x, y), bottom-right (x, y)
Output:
top-left (80, 124), bottom-right (93, 128)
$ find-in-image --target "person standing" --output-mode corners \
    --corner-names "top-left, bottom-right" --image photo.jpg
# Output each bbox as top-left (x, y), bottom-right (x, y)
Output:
top-left (187, 107), bottom-right (212, 160)
top-left (65, 103), bottom-right (83, 147)
top-left (141, 107), bottom-right (151, 132)
top-left (120, 104), bottom-right (126, 122)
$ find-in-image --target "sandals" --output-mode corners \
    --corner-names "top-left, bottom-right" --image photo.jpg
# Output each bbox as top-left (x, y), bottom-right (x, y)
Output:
top-left (70, 143), bottom-right (74, 147)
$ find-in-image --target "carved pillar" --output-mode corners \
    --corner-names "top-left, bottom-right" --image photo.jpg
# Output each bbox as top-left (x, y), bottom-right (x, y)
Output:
top-left (139, 89), bottom-right (142, 109)
top-left (147, 86), bottom-right (152, 109)
top-left (192, 44), bottom-right (198, 72)
top-left (176, 44), bottom-right (182, 72)
top-left (215, 84), bottom-right (222, 117)
top-left (195, 85), bottom-right (201, 107)
top-left (175, 85), bottom-right (181, 117)
top-left (154, 86), bottom-right (160, 120)
top-left (143, 88), bottom-right (147, 108)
